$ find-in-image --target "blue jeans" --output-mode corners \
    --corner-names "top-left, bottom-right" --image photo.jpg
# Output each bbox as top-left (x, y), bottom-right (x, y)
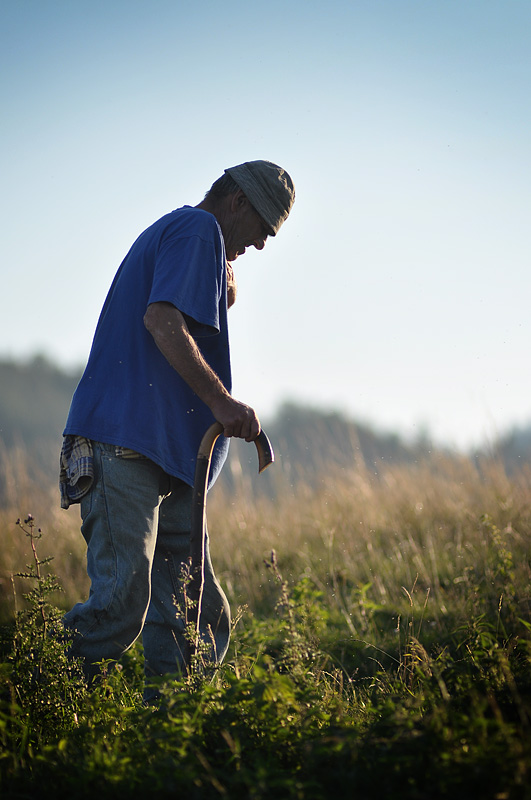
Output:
top-left (63, 441), bottom-right (230, 692)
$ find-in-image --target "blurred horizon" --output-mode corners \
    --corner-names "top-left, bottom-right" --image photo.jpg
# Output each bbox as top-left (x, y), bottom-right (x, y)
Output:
top-left (0, 350), bottom-right (529, 456)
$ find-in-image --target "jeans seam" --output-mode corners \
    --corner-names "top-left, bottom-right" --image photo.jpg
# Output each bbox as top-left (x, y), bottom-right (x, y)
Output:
top-left (99, 449), bottom-right (119, 614)
top-left (79, 446), bottom-right (119, 637)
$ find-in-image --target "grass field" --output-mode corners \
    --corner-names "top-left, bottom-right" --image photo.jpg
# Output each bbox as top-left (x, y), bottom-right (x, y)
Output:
top-left (1, 448), bottom-right (530, 798)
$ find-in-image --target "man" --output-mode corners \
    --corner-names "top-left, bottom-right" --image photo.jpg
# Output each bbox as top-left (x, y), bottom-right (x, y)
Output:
top-left (59, 160), bottom-right (295, 692)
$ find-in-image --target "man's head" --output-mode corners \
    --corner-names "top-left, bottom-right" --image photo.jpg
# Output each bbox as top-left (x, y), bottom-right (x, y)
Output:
top-left (222, 160), bottom-right (295, 237)
top-left (201, 160), bottom-right (295, 262)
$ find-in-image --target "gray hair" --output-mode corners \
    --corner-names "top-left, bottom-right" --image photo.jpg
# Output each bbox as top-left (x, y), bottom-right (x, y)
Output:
top-left (204, 172), bottom-right (241, 200)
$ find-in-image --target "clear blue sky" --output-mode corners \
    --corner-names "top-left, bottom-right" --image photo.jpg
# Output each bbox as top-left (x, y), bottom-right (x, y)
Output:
top-left (2, 0), bottom-right (530, 450)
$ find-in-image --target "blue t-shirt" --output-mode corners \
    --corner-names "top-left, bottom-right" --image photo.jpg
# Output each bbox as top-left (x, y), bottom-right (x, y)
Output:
top-left (64, 206), bottom-right (231, 487)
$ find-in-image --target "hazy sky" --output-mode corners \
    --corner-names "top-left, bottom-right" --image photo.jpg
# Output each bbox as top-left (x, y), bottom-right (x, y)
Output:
top-left (2, 0), bottom-right (530, 450)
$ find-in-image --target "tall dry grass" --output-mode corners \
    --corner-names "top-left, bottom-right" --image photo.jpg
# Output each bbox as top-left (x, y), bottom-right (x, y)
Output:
top-left (0, 442), bottom-right (87, 621)
top-left (2, 441), bottom-right (530, 642)
top-left (207, 451), bottom-right (531, 639)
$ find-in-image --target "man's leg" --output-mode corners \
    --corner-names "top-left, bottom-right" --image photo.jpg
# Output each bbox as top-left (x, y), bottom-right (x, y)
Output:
top-left (63, 441), bottom-right (170, 678)
top-left (142, 477), bottom-right (231, 686)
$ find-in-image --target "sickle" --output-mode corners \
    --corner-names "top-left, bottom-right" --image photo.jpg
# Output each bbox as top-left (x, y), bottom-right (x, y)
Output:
top-left (186, 421), bottom-right (274, 668)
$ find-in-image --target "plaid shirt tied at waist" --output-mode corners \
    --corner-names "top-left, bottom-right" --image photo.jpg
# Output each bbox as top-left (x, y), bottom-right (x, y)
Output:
top-left (59, 435), bottom-right (94, 509)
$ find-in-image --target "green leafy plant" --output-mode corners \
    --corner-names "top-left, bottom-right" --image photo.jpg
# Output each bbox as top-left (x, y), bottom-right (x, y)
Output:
top-left (2, 516), bottom-right (86, 738)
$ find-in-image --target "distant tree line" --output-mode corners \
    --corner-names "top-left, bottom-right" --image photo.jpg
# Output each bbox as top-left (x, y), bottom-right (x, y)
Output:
top-left (0, 355), bottom-right (529, 499)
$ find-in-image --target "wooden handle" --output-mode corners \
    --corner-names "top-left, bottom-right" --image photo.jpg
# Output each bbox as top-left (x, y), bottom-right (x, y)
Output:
top-left (196, 421), bottom-right (275, 472)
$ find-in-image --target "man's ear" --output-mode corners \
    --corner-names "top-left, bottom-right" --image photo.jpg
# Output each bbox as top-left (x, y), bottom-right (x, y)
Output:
top-left (229, 189), bottom-right (248, 213)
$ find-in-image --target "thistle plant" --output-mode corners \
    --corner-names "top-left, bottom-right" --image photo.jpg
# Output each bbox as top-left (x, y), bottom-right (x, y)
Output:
top-left (2, 515), bottom-right (87, 742)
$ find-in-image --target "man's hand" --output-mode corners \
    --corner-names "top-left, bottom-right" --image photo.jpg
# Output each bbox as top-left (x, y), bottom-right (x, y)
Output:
top-left (144, 301), bottom-right (260, 441)
top-left (226, 261), bottom-right (237, 308)
top-left (210, 395), bottom-right (260, 442)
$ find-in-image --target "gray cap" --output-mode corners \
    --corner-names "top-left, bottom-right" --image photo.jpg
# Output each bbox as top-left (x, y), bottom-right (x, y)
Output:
top-left (224, 160), bottom-right (295, 236)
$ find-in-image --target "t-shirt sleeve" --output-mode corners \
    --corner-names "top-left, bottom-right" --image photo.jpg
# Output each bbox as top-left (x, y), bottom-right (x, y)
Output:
top-left (147, 221), bottom-right (224, 337)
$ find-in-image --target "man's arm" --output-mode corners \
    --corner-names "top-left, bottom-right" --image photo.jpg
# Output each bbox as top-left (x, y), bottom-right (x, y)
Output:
top-left (143, 301), bottom-right (260, 441)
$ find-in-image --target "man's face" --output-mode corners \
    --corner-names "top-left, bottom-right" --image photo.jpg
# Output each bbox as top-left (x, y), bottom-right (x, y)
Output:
top-left (222, 195), bottom-right (271, 262)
